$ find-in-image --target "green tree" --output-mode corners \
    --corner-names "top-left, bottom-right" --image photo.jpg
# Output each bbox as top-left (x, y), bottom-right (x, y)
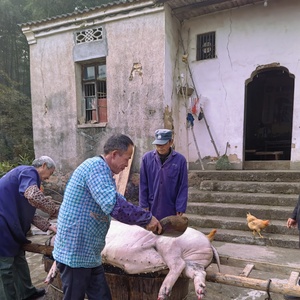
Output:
top-left (0, 71), bottom-right (34, 162)
top-left (0, 0), bottom-right (115, 163)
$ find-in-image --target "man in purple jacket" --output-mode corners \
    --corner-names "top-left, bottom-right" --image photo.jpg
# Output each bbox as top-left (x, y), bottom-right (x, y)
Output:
top-left (0, 156), bottom-right (59, 300)
top-left (139, 129), bottom-right (188, 220)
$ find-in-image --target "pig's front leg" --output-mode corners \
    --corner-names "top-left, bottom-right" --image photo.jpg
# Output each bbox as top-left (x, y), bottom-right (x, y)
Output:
top-left (156, 243), bottom-right (185, 300)
top-left (157, 258), bottom-right (186, 300)
top-left (183, 262), bottom-right (207, 300)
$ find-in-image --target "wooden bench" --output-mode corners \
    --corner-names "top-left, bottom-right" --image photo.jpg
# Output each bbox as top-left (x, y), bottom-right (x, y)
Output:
top-left (255, 151), bottom-right (283, 160)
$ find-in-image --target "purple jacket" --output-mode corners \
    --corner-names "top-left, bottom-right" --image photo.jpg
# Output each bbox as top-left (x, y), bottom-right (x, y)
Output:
top-left (139, 149), bottom-right (188, 220)
top-left (0, 166), bottom-right (40, 256)
top-left (291, 195), bottom-right (300, 230)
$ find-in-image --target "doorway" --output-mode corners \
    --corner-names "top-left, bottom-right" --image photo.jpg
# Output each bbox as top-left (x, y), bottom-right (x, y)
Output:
top-left (244, 66), bottom-right (294, 163)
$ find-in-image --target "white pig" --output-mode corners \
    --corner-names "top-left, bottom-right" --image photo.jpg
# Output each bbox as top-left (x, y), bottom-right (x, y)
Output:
top-left (101, 220), bottom-right (220, 300)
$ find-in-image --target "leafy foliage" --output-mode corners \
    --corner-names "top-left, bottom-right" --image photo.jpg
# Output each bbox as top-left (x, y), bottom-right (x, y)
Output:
top-left (0, 0), bottom-right (114, 164)
top-left (0, 71), bottom-right (34, 162)
top-left (0, 160), bottom-right (15, 178)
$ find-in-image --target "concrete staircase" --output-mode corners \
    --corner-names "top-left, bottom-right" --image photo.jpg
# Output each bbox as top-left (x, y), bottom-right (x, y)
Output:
top-left (186, 170), bottom-right (300, 249)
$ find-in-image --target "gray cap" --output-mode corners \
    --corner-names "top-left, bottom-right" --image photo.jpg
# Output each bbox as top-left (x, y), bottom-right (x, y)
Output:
top-left (152, 129), bottom-right (173, 145)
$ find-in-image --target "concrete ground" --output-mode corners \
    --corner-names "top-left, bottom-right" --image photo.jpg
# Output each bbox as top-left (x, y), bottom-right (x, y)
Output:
top-left (26, 232), bottom-right (300, 300)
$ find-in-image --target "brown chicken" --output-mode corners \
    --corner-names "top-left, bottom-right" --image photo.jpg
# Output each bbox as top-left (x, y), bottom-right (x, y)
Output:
top-left (246, 212), bottom-right (270, 238)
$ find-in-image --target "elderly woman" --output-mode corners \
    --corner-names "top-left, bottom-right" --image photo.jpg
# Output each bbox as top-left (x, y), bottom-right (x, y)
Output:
top-left (0, 156), bottom-right (59, 300)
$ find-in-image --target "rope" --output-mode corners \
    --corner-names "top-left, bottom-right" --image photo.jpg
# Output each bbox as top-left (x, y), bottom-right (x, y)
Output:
top-left (265, 279), bottom-right (272, 300)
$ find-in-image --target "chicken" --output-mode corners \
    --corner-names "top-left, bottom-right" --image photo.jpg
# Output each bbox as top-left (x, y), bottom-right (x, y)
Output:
top-left (246, 212), bottom-right (270, 238)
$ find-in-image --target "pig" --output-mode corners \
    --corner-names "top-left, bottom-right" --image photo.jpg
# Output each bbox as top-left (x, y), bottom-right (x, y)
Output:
top-left (46, 220), bottom-right (220, 300)
top-left (101, 220), bottom-right (220, 300)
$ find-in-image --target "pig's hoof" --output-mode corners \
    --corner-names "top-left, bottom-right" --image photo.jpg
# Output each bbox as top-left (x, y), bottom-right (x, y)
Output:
top-left (196, 288), bottom-right (206, 300)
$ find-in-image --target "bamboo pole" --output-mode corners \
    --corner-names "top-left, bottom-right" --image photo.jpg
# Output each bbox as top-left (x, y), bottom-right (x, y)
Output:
top-left (178, 30), bottom-right (219, 157)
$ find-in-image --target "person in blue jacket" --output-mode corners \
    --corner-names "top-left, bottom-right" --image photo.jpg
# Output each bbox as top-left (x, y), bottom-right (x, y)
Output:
top-left (285, 196), bottom-right (300, 300)
top-left (139, 129), bottom-right (188, 221)
top-left (0, 156), bottom-right (59, 300)
top-left (52, 134), bottom-right (162, 300)
top-left (287, 195), bottom-right (300, 248)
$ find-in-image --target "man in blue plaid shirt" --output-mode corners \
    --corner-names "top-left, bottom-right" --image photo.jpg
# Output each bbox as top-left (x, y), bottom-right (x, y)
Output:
top-left (53, 134), bottom-right (161, 300)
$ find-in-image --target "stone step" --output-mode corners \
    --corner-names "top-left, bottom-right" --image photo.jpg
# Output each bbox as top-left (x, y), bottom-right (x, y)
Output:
top-left (194, 226), bottom-right (299, 249)
top-left (188, 170), bottom-right (300, 185)
top-left (199, 180), bottom-right (300, 194)
top-left (188, 188), bottom-right (299, 206)
top-left (186, 170), bottom-right (300, 250)
top-left (186, 202), bottom-right (293, 220)
top-left (185, 214), bottom-right (298, 235)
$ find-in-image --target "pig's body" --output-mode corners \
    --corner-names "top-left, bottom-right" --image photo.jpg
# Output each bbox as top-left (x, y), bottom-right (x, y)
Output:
top-left (101, 220), bottom-right (219, 300)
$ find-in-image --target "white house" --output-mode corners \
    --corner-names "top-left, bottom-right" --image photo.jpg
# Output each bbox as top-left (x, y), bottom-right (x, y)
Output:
top-left (21, 0), bottom-right (300, 176)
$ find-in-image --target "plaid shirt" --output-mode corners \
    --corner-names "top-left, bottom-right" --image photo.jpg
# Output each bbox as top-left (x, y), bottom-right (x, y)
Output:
top-left (53, 156), bottom-right (117, 268)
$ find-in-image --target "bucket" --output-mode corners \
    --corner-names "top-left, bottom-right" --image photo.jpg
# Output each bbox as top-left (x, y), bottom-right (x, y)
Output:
top-left (43, 256), bottom-right (189, 300)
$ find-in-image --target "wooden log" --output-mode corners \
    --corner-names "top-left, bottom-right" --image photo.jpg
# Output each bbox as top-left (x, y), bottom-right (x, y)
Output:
top-left (22, 243), bottom-right (53, 256)
top-left (206, 270), bottom-right (300, 297)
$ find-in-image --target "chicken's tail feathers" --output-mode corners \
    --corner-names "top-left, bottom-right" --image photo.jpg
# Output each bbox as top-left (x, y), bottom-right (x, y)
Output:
top-left (246, 212), bottom-right (257, 223)
top-left (207, 229), bottom-right (217, 242)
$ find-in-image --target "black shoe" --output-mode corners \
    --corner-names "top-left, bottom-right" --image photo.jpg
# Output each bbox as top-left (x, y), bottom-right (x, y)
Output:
top-left (283, 295), bottom-right (300, 300)
top-left (23, 288), bottom-right (46, 300)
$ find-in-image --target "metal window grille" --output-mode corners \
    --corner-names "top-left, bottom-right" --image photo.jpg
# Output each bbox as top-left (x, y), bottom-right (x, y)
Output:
top-left (196, 32), bottom-right (216, 61)
top-left (84, 83), bottom-right (96, 122)
top-left (82, 63), bottom-right (107, 123)
top-left (76, 27), bottom-right (103, 44)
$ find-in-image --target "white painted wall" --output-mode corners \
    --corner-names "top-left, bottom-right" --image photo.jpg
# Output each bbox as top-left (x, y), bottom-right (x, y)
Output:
top-left (175, 0), bottom-right (300, 167)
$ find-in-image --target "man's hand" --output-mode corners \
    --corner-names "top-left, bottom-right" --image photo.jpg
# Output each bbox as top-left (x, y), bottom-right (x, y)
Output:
top-left (145, 216), bottom-right (162, 234)
top-left (287, 218), bottom-right (297, 228)
top-left (48, 224), bottom-right (57, 233)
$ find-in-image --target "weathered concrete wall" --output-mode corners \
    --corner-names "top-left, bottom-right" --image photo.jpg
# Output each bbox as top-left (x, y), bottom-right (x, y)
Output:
top-left (25, 0), bottom-right (300, 176)
top-left (105, 10), bottom-right (166, 172)
top-left (26, 5), bottom-right (168, 175)
top-left (29, 32), bottom-right (79, 173)
top-left (177, 0), bottom-right (300, 168)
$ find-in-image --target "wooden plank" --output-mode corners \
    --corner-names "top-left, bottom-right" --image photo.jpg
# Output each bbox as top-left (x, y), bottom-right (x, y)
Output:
top-left (239, 263), bottom-right (254, 277)
top-left (114, 146), bottom-right (135, 196)
top-left (288, 271), bottom-right (299, 286)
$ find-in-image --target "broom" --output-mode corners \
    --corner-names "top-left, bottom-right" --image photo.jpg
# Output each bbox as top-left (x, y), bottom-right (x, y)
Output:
top-left (216, 142), bottom-right (231, 170)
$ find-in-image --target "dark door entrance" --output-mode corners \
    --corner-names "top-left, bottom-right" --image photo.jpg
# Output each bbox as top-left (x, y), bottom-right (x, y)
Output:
top-left (244, 67), bottom-right (294, 162)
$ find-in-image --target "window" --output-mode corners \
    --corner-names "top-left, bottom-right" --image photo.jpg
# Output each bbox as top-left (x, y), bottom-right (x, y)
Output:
top-left (82, 60), bottom-right (107, 124)
top-left (196, 32), bottom-right (216, 61)
top-left (76, 27), bottom-right (103, 44)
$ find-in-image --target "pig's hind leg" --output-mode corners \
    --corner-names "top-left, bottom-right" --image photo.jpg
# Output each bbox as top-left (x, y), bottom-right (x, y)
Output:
top-left (183, 262), bottom-right (207, 300)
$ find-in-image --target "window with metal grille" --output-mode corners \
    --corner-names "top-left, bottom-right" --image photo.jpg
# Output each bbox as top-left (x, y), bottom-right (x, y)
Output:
top-left (196, 32), bottom-right (216, 61)
top-left (82, 61), bottom-right (107, 123)
top-left (76, 27), bottom-right (103, 44)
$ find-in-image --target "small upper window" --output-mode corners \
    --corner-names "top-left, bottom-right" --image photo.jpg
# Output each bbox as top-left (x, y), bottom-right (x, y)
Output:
top-left (76, 27), bottom-right (103, 44)
top-left (196, 32), bottom-right (216, 61)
